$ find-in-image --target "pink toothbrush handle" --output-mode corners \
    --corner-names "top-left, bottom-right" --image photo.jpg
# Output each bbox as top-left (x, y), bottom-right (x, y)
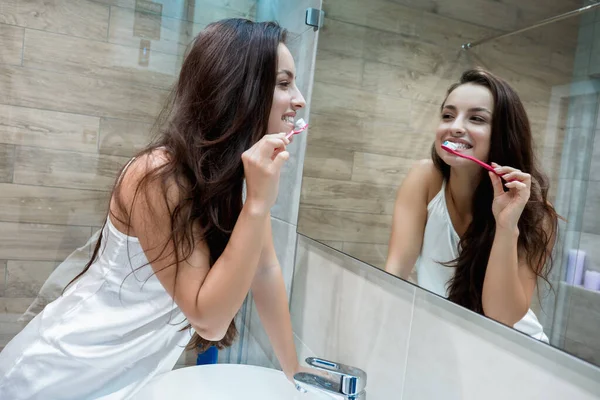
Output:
top-left (285, 123), bottom-right (308, 140)
top-left (441, 145), bottom-right (500, 176)
top-left (461, 154), bottom-right (496, 173)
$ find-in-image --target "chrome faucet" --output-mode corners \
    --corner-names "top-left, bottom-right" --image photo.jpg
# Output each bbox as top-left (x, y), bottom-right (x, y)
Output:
top-left (293, 357), bottom-right (367, 400)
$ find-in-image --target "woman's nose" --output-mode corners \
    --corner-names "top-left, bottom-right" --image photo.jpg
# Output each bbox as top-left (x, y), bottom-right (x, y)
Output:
top-left (292, 88), bottom-right (306, 110)
top-left (450, 117), bottom-right (465, 135)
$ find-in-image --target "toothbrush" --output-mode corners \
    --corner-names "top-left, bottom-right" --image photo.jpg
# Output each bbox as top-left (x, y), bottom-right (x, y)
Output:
top-left (441, 141), bottom-right (501, 176)
top-left (285, 118), bottom-right (308, 140)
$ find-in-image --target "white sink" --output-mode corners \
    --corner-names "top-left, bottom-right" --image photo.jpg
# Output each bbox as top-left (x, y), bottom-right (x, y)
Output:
top-left (133, 364), bottom-right (332, 400)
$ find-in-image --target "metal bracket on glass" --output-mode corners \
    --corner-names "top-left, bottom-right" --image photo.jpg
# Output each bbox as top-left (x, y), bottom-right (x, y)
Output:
top-left (305, 8), bottom-right (325, 31)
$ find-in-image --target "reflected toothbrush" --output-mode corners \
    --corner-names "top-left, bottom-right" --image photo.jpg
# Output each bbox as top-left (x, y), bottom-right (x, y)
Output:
top-left (286, 118), bottom-right (308, 140)
top-left (441, 141), bottom-right (501, 176)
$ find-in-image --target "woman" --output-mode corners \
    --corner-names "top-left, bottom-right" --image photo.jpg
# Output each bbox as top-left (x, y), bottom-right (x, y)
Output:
top-left (385, 68), bottom-right (558, 341)
top-left (0, 19), bottom-right (306, 399)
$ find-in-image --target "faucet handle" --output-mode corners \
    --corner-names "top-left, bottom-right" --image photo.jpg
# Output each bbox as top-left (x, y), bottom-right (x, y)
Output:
top-left (305, 357), bottom-right (367, 395)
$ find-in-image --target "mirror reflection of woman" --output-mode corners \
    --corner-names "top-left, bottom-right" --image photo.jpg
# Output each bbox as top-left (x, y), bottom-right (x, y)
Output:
top-left (385, 69), bottom-right (559, 341)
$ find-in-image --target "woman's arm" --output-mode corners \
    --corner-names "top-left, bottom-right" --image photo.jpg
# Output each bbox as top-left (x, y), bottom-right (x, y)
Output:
top-left (122, 134), bottom-right (290, 341)
top-left (482, 164), bottom-right (555, 326)
top-left (251, 217), bottom-right (298, 380)
top-left (384, 160), bottom-right (433, 280)
top-left (483, 226), bottom-right (531, 325)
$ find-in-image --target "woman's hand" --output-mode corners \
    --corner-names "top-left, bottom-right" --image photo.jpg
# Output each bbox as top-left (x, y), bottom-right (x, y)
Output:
top-left (242, 133), bottom-right (290, 215)
top-left (489, 162), bottom-right (531, 232)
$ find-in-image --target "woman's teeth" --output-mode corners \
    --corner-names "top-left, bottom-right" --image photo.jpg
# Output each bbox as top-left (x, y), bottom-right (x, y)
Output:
top-left (453, 143), bottom-right (472, 150)
top-left (282, 116), bottom-right (294, 124)
top-left (445, 141), bottom-right (472, 150)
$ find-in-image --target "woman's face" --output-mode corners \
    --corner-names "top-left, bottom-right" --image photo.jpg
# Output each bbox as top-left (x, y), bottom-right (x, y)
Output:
top-left (435, 83), bottom-right (494, 168)
top-left (267, 43), bottom-right (306, 135)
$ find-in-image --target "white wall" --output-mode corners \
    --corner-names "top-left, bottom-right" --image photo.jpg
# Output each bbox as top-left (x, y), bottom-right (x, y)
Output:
top-left (291, 236), bottom-right (600, 399)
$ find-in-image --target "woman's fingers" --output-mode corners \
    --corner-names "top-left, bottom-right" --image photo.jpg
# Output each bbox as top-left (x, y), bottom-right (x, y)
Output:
top-left (257, 134), bottom-right (288, 162)
top-left (489, 171), bottom-right (505, 197)
top-left (501, 170), bottom-right (531, 184)
top-left (243, 133), bottom-right (289, 167)
top-left (505, 181), bottom-right (527, 190)
top-left (491, 163), bottom-right (531, 186)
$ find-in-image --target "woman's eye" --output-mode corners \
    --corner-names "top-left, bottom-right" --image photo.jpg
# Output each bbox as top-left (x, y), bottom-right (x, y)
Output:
top-left (442, 114), bottom-right (453, 120)
top-left (278, 81), bottom-right (290, 88)
top-left (471, 116), bottom-right (485, 123)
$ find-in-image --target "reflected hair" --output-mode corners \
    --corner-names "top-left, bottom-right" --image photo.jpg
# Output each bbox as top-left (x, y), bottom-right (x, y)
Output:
top-left (66, 19), bottom-right (287, 352)
top-left (431, 68), bottom-right (559, 315)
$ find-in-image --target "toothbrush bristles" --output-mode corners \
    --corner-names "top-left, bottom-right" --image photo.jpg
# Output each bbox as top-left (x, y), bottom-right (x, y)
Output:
top-left (295, 118), bottom-right (306, 129)
top-left (442, 141), bottom-right (458, 150)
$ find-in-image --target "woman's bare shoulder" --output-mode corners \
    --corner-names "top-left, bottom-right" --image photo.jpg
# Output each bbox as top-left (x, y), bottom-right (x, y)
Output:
top-left (409, 159), bottom-right (444, 203)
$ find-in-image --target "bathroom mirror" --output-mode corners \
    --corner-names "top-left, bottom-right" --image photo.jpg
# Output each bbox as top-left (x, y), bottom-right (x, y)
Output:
top-left (298, 0), bottom-right (600, 368)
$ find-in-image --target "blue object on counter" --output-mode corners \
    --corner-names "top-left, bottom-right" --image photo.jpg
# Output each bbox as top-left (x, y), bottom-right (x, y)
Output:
top-left (196, 346), bottom-right (218, 365)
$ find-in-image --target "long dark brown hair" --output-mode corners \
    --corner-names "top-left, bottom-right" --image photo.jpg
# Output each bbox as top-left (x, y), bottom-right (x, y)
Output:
top-left (432, 68), bottom-right (559, 315)
top-left (67, 19), bottom-right (287, 352)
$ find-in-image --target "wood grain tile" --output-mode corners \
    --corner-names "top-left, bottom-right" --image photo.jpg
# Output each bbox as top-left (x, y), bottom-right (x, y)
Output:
top-left (93, 0), bottom-right (254, 22)
top-left (24, 29), bottom-right (181, 90)
top-left (319, 241), bottom-right (344, 251)
top-left (108, 6), bottom-right (204, 56)
top-left (525, 103), bottom-right (554, 139)
top-left (297, 207), bottom-right (392, 243)
top-left (583, 182), bottom-right (600, 235)
top-left (323, 0), bottom-right (422, 36)
top-left (550, 50), bottom-right (576, 76)
top-left (0, 222), bottom-right (91, 261)
top-left (92, 0), bottom-right (135, 7)
top-left (0, 24), bottom-right (24, 66)
top-left (0, 144), bottom-right (15, 183)
top-left (410, 100), bottom-right (442, 143)
top-left (14, 147), bottom-right (129, 191)
top-left (361, 60), bottom-right (456, 104)
top-left (386, 0), bottom-right (436, 13)
top-left (578, 233), bottom-right (600, 274)
top-left (301, 177), bottom-right (396, 215)
top-left (313, 50), bottom-right (363, 90)
top-left (302, 145), bottom-right (354, 181)
top-left (363, 29), bottom-right (447, 73)
top-left (434, 0), bottom-right (518, 32)
top-left (312, 83), bottom-right (411, 123)
top-left (186, 1), bottom-right (254, 24)
top-left (0, 260), bottom-right (5, 297)
top-left (475, 47), bottom-right (571, 96)
top-left (0, 104), bottom-right (99, 153)
top-left (307, 112), bottom-right (430, 158)
top-left (342, 242), bottom-right (388, 270)
top-left (0, 0), bottom-right (109, 41)
top-left (0, 183), bottom-right (109, 226)
top-left (0, 313), bottom-right (23, 347)
top-left (0, 297), bottom-right (35, 314)
top-left (317, 18), bottom-right (368, 59)
top-left (533, 15), bottom-right (580, 56)
top-left (424, 14), bottom-right (556, 68)
top-left (564, 284), bottom-right (600, 353)
top-left (99, 117), bottom-right (153, 157)
top-left (0, 65), bottom-right (168, 122)
top-left (417, 11), bottom-right (497, 49)
top-left (564, 337), bottom-right (600, 367)
top-left (502, 0), bottom-right (580, 27)
top-left (5, 260), bottom-right (57, 298)
top-left (351, 152), bottom-right (413, 186)
top-left (479, 35), bottom-right (562, 74)
top-left (590, 130), bottom-right (600, 184)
